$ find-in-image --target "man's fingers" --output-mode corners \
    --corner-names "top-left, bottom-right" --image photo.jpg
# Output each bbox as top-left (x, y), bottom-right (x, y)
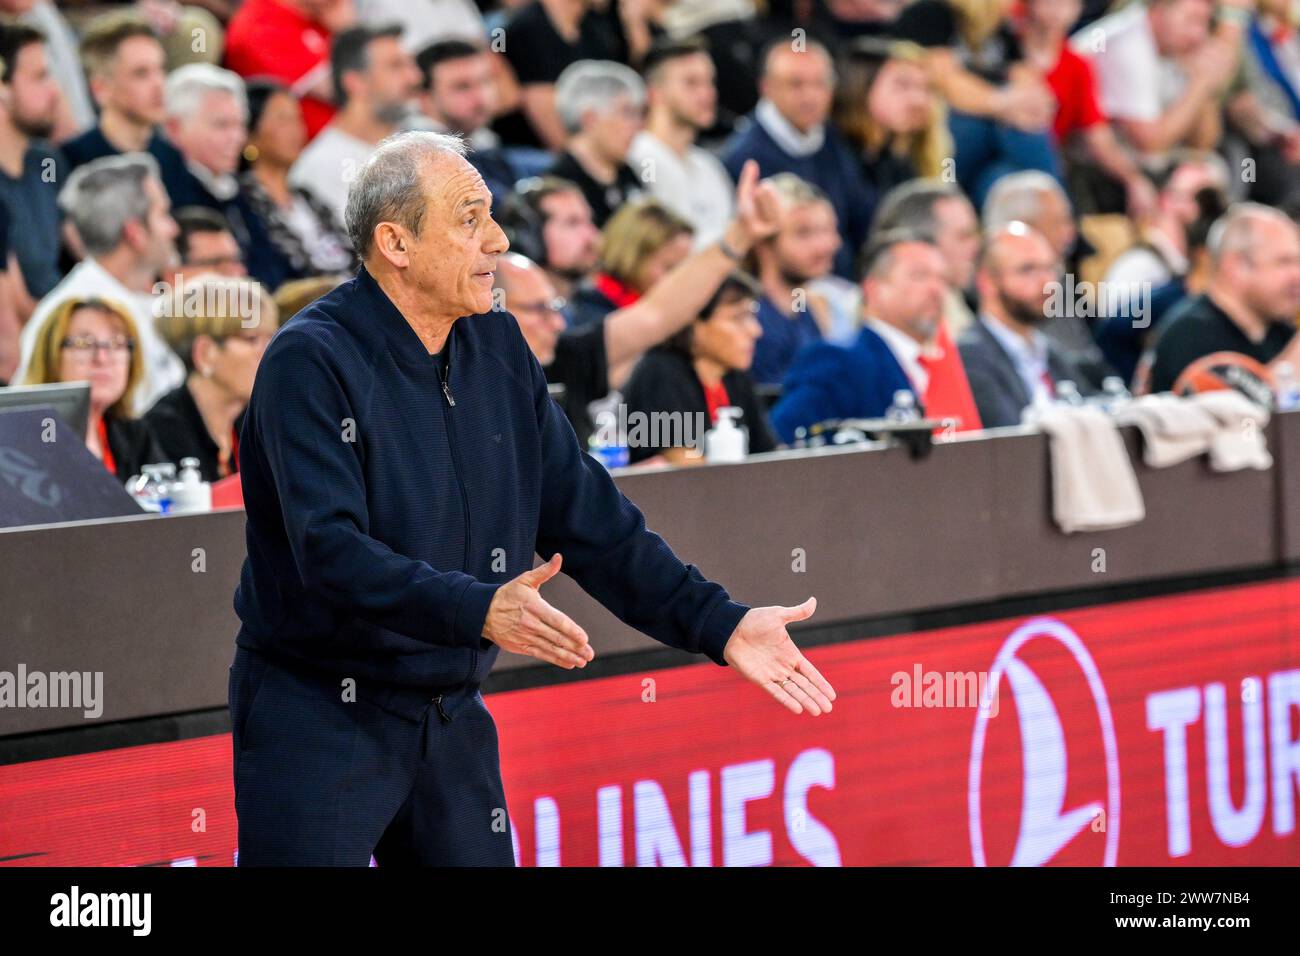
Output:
top-left (529, 596), bottom-right (590, 653)
top-left (780, 596), bottom-right (817, 624)
top-left (795, 656), bottom-right (836, 702)
top-left (765, 679), bottom-right (803, 715)
top-left (528, 636), bottom-right (589, 669)
top-left (518, 553), bottom-right (562, 589)
top-left (737, 158), bottom-right (758, 198)
top-left (787, 669), bottom-right (832, 715)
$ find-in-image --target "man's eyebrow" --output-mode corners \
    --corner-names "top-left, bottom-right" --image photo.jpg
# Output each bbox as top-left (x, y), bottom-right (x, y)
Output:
top-left (458, 197), bottom-right (487, 211)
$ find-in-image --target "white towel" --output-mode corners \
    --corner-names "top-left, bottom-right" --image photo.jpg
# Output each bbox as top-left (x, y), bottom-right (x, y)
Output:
top-left (1113, 394), bottom-right (1218, 467)
top-left (1187, 390), bottom-right (1273, 471)
top-left (1034, 405), bottom-right (1146, 533)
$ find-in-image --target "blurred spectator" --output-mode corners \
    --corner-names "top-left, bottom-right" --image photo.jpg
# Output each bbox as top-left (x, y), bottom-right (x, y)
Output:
top-left (747, 173), bottom-right (843, 385)
top-left (14, 154), bottom-right (184, 410)
top-left (500, 0), bottom-right (653, 150)
top-left (63, 13), bottom-right (191, 205)
top-left (1072, 0), bottom-right (1245, 163)
top-left (890, 0), bottom-right (1061, 207)
top-left (0, 21), bottom-right (65, 315)
top-left (495, 175), bottom-right (600, 302)
top-left (239, 79), bottom-right (356, 289)
top-left (1146, 203), bottom-right (1300, 393)
top-left (224, 0), bottom-right (355, 140)
top-left (415, 41), bottom-right (517, 204)
top-left (568, 197), bottom-right (694, 330)
top-left (272, 272), bottom-right (348, 318)
top-left (1016, 0), bottom-right (1157, 219)
top-left (626, 36), bottom-right (735, 246)
top-left (21, 295), bottom-right (164, 481)
top-left (289, 24), bottom-right (421, 228)
top-left (546, 60), bottom-right (646, 228)
top-left (0, 201), bottom-right (16, 382)
top-left (957, 224), bottom-right (1095, 428)
top-left (357, 0), bottom-right (487, 50)
top-left (982, 170), bottom-right (1115, 387)
top-left (722, 38), bottom-right (873, 279)
top-left (134, 0), bottom-right (225, 71)
top-left (833, 37), bottom-right (952, 195)
top-left (173, 206), bottom-right (246, 279)
top-left (147, 276), bottom-right (279, 481)
top-left (872, 177), bottom-right (981, 337)
top-left (1098, 185), bottom-right (1228, 385)
top-left (816, 0), bottom-right (907, 39)
top-left (622, 271), bottom-right (776, 464)
top-left (4, 0), bottom-right (95, 138)
top-left (769, 231), bottom-right (952, 442)
top-left (1104, 151), bottom-right (1230, 292)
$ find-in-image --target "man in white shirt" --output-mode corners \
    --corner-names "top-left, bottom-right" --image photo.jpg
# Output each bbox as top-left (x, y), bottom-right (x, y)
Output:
top-left (626, 37), bottom-right (735, 247)
top-left (1071, 0), bottom-right (1249, 163)
top-left (290, 24), bottom-right (422, 226)
top-left (15, 153), bottom-right (184, 411)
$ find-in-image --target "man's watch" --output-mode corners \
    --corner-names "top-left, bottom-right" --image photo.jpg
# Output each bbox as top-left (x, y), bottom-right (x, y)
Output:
top-left (718, 236), bottom-right (744, 262)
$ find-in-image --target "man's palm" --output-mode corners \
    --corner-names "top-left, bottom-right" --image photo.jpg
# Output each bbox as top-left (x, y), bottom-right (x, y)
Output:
top-left (723, 597), bottom-right (836, 715)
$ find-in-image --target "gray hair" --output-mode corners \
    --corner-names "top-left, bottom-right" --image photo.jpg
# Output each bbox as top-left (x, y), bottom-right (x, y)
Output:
top-left (554, 60), bottom-right (645, 134)
top-left (1207, 202), bottom-right (1298, 267)
top-left (164, 62), bottom-right (247, 122)
top-left (982, 171), bottom-right (1069, 234)
top-left (345, 129), bottom-right (469, 258)
top-left (58, 152), bottom-right (160, 257)
top-left (872, 178), bottom-right (966, 241)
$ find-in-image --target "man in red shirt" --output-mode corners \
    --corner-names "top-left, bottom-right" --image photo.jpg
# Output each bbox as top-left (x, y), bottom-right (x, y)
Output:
top-left (1017, 0), bottom-right (1156, 219)
top-left (224, 0), bottom-right (355, 140)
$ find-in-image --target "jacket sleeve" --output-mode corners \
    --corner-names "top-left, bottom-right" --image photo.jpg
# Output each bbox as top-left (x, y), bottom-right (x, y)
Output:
top-left (529, 349), bottom-right (749, 666)
top-left (251, 332), bottom-right (498, 648)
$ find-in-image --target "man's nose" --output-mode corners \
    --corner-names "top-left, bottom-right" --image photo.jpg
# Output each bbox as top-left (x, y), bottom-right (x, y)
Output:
top-left (486, 218), bottom-right (510, 254)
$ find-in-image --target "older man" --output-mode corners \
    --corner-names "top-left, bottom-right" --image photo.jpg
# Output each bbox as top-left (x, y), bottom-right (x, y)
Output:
top-left (230, 131), bottom-right (835, 866)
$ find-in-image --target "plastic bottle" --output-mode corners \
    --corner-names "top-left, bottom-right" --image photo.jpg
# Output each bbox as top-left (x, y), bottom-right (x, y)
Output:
top-left (885, 389), bottom-right (919, 423)
top-left (1055, 380), bottom-right (1085, 406)
top-left (126, 463), bottom-right (177, 514)
top-left (587, 432), bottom-right (629, 470)
top-left (1273, 362), bottom-right (1300, 411)
top-left (704, 407), bottom-right (748, 462)
top-left (171, 457), bottom-right (213, 513)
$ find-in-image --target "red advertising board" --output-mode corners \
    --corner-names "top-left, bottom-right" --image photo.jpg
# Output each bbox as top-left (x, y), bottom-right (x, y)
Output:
top-left (2, 579), bottom-right (1299, 866)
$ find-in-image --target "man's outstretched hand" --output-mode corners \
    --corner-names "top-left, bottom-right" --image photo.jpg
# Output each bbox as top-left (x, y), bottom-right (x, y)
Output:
top-left (723, 597), bottom-right (835, 715)
top-left (482, 554), bottom-right (594, 669)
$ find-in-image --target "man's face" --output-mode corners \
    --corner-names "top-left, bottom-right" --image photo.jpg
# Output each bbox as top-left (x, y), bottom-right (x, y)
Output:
top-left (362, 36), bottom-right (421, 125)
top-left (422, 52), bottom-right (494, 135)
top-left (1151, 0), bottom-right (1215, 57)
top-left (170, 90), bottom-right (247, 175)
top-left (635, 231), bottom-right (693, 292)
top-left (99, 35), bottom-right (167, 126)
top-left (1234, 219), bottom-right (1300, 323)
top-left (653, 52), bottom-right (716, 132)
top-left (1028, 189), bottom-right (1077, 261)
top-left (404, 156), bottom-right (509, 317)
top-left (867, 58), bottom-right (931, 136)
top-left (980, 231), bottom-right (1061, 327)
top-left (184, 229), bottom-right (246, 277)
top-left (1024, 0), bottom-right (1082, 35)
top-left (1162, 162), bottom-right (1219, 226)
top-left (540, 190), bottom-right (599, 278)
top-left (502, 263), bottom-right (567, 365)
top-left (3, 41), bottom-right (59, 138)
top-left (933, 196), bottom-right (980, 291)
top-left (586, 94), bottom-right (643, 163)
top-left (771, 199), bottom-right (841, 284)
top-left (866, 242), bottom-right (948, 342)
top-left (138, 176), bottom-right (180, 276)
top-left (761, 46), bottom-right (833, 134)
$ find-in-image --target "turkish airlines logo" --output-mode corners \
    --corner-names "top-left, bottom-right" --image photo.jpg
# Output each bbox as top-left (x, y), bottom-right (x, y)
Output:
top-left (968, 618), bottom-right (1121, 866)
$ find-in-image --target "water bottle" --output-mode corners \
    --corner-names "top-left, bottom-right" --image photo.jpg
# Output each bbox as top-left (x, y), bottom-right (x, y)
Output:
top-left (587, 432), bottom-right (629, 470)
top-left (171, 457), bottom-right (213, 513)
top-left (704, 407), bottom-right (748, 463)
top-left (885, 389), bottom-right (919, 423)
top-left (1055, 380), bottom-right (1085, 407)
top-left (126, 463), bottom-right (177, 514)
top-left (1274, 362), bottom-right (1300, 411)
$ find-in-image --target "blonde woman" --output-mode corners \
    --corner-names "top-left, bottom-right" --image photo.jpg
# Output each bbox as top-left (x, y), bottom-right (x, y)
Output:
top-left (891, 0), bottom-right (1061, 206)
top-left (833, 37), bottom-right (953, 195)
top-left (146, 276), bottom-right (280, 482)
top-left (569, 197), bottom-right (695, 328)
top-left (23, 296), bottom-right (163, 481)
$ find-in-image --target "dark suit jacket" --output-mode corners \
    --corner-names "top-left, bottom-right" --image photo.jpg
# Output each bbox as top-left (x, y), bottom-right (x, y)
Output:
top-left (957, 318), bottom-right (1093, 429)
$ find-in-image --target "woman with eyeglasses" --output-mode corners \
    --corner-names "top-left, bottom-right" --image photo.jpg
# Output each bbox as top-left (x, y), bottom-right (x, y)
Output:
top-left (22, 296), bottom-right (164, 482)
top-left (146, 276), bottom-right (281, 482)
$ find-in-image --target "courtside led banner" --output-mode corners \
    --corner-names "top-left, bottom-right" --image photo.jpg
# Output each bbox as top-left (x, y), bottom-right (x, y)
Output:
top-left (2, 579), bottom-right (1298, 866)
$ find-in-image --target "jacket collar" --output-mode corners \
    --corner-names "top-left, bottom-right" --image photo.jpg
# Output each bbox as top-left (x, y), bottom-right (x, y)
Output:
top-left (350, 264), bottom-right (458, 370)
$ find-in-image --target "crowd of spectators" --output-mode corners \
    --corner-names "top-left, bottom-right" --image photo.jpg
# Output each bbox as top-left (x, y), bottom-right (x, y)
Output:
top-left (3, 0), bottom-right (1300, 481)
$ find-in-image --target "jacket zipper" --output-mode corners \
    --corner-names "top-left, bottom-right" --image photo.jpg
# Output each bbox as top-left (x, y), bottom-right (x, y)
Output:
top-left (432, 694), bottom-right (453, 724)
top-left (434, 340), bottom-right (478, 687)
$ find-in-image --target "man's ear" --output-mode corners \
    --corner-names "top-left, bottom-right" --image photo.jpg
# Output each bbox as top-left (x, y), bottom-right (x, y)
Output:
top-left (371, 222), bottom-right (411, 269)
top-left (121, 218), bottom-right (147, 254)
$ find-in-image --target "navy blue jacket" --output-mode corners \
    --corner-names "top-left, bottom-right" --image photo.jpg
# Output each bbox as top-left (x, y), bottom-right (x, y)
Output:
top-left (769, 325), bottom-right (915, 442)
top-left (234, 266), bottom-right (748, 693)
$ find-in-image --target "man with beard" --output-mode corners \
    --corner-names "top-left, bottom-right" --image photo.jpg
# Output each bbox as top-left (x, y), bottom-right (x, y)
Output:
top-left (496, 175), bottom-right (601, 304)
top-left (749, 174), bottom-right (846, 386)
top-left (769, 231), bottom-right (952, 443)
top-left (290, 24), bottom-right (423, 227)
top-left (0, 22), bottom-right (64, 314)
top-left (958, 224), bottom-right (1096, 429)
top-left (627, 37), bottom-right (735, 247)
top-left (1147, 204), bottom-right (1300, 394)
